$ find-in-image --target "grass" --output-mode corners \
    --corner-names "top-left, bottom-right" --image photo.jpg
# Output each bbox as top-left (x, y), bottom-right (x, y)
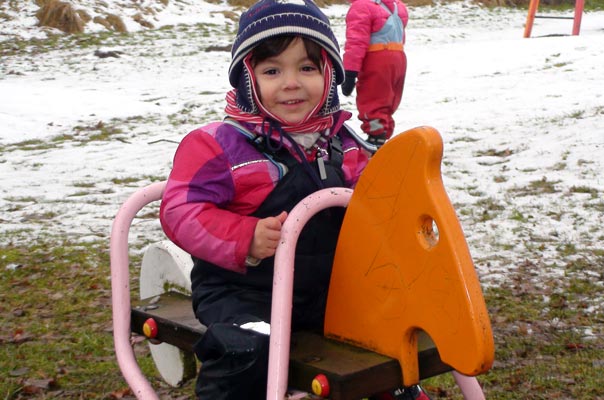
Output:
top-left (1, 235), bottom-right (603, 399)
top-left (0, 238), bottom-right (195, 399)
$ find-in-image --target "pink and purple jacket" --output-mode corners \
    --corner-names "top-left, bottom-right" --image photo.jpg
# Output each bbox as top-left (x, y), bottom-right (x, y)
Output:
top-left (159, 110), bottom-right (369, 275)
top-left (343, 0), bottom-right (409, 72)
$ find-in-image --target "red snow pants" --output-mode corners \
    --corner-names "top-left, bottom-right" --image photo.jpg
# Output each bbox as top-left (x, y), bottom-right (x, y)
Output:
top-left (356, 49), bottom-right (407, 138)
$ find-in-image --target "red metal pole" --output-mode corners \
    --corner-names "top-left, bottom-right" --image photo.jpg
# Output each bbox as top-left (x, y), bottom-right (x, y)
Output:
top-left (524, 0), bottom-right (540, 38)
top-left (572, 0), bottom-right (584, 35)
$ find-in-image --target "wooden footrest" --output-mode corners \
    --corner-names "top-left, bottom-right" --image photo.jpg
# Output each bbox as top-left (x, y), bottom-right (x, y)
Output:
top-left (132, 292), bottom-right (205, 352)
top-left (131, 292), bottom-right (451, 399)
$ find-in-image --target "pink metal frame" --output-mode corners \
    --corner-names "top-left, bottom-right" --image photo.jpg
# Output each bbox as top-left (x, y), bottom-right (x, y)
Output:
top-left (110, 182), bottom-right (485, 399)
top-left (267, 188), bottom-right (354, 399)
top-left (110, 181), bottom-right (165, 400)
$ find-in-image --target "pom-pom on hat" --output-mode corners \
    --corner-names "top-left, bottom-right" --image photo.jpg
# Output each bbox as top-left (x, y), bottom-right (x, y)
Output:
top-left (228, 0), bottom-right (345, 88)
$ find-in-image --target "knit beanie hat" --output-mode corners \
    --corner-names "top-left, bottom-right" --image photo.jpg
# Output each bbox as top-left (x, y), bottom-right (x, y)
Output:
top-left (229, 0), bottom-right (345, 88)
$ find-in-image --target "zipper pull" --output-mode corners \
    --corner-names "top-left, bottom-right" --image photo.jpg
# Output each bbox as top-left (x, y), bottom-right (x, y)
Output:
top-left (317, 157), bottom-right (327, 180)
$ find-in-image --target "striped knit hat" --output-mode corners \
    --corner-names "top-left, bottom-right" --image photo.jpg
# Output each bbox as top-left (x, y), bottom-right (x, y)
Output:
top-left (228, 0), bottom-right (345, 88)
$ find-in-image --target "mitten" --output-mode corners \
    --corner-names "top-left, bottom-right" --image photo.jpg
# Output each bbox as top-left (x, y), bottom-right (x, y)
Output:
top-left (341, 70), bottom-right (358, 96)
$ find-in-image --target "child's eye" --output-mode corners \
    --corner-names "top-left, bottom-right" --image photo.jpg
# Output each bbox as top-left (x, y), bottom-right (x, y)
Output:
top-left (301, 64), bottom-right (318, 72)
top-left (262, 68), bottom-right (278, 75)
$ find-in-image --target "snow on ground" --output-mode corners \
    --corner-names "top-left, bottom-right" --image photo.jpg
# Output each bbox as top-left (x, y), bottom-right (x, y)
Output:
top-left (1, 1), bottom-right (603, 287)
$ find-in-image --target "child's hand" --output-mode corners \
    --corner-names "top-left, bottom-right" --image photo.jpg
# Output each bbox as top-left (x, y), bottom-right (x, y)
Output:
top-left (249, 211), bottom-right (288, 260)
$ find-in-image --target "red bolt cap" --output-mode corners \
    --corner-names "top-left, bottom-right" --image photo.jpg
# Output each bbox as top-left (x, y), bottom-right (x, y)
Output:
top-left (143, 318), bottom-right (158, 338)
top-left (311, 373), bottom-right (330, 397)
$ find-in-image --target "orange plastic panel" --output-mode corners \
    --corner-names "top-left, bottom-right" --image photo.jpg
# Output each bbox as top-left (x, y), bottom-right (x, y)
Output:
top-left (324, 126), bottom-right (494, 386)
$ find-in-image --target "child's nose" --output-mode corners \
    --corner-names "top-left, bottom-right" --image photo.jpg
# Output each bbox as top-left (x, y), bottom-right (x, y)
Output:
top-left (282, 71), bottom-right (301, 89)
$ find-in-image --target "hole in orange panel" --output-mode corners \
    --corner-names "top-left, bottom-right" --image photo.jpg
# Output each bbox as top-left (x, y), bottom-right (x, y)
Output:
top-left (418, 215), bottom-right (439, 249)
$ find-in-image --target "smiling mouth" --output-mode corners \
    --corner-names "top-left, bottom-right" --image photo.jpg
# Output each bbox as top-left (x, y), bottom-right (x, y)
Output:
top-left (281, 99), bottom-right (304, 105)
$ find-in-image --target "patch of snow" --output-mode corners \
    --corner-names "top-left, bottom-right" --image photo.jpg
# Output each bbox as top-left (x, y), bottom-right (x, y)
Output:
top-left (1, 1), bottom-right (603, 289)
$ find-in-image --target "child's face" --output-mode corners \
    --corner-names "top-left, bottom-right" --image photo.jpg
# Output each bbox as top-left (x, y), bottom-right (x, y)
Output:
top-left (252, 38), bottom-right (324, 125)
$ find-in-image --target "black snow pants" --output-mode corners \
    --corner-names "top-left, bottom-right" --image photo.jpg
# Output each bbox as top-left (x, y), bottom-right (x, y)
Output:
top-left (190, 158), bottom-right (346, 400)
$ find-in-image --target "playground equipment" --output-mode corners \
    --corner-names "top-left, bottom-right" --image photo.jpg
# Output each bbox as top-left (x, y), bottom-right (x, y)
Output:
top-left (524, 0), bottom-right (584, 37)
top-left (110, 126), bottom-right (495, 399)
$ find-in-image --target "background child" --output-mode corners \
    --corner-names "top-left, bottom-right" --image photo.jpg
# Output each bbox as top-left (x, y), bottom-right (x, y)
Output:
top-left (341, 0), bottom-right (409, 148)
top-left (159, 0), bottom-right (368, 398)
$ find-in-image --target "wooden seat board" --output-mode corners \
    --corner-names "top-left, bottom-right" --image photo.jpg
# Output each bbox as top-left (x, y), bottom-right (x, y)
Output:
top-left (131, 292), bottom-right (452, 399)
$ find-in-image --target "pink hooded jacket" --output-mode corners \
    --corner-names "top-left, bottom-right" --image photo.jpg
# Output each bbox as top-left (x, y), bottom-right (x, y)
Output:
top-left (343, 0), bottom-right (409, 72)
top-left (160, 113), bottom-right (368, 273)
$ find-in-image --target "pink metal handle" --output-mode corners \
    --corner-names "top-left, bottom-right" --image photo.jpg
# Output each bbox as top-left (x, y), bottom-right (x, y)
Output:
top-left (110, 181), bottom-right (166, 400)
top-left (267, 187), bottom-right (353, 400)
top-left (453, 371), bottom-right (486, 400)
top-left (110, 183), bottom-right (486, 400)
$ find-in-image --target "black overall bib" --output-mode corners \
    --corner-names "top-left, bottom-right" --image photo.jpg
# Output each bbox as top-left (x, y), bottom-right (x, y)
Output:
top-left (191, 135), bottom-right (346, 400)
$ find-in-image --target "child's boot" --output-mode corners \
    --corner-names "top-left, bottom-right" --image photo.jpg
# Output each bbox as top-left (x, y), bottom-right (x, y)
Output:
top-left (367, 133), bottom-right (388, 148)
top-left (371, 384), bottom-right (432, 400)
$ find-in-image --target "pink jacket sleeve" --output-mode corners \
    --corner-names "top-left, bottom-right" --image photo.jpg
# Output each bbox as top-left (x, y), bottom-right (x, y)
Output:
top-left (343, 0), bottom-right (409, 72)
top-left (398, 0), bottom-right (409, 26)
top-left (159, 129), bottom-right (258, 273)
